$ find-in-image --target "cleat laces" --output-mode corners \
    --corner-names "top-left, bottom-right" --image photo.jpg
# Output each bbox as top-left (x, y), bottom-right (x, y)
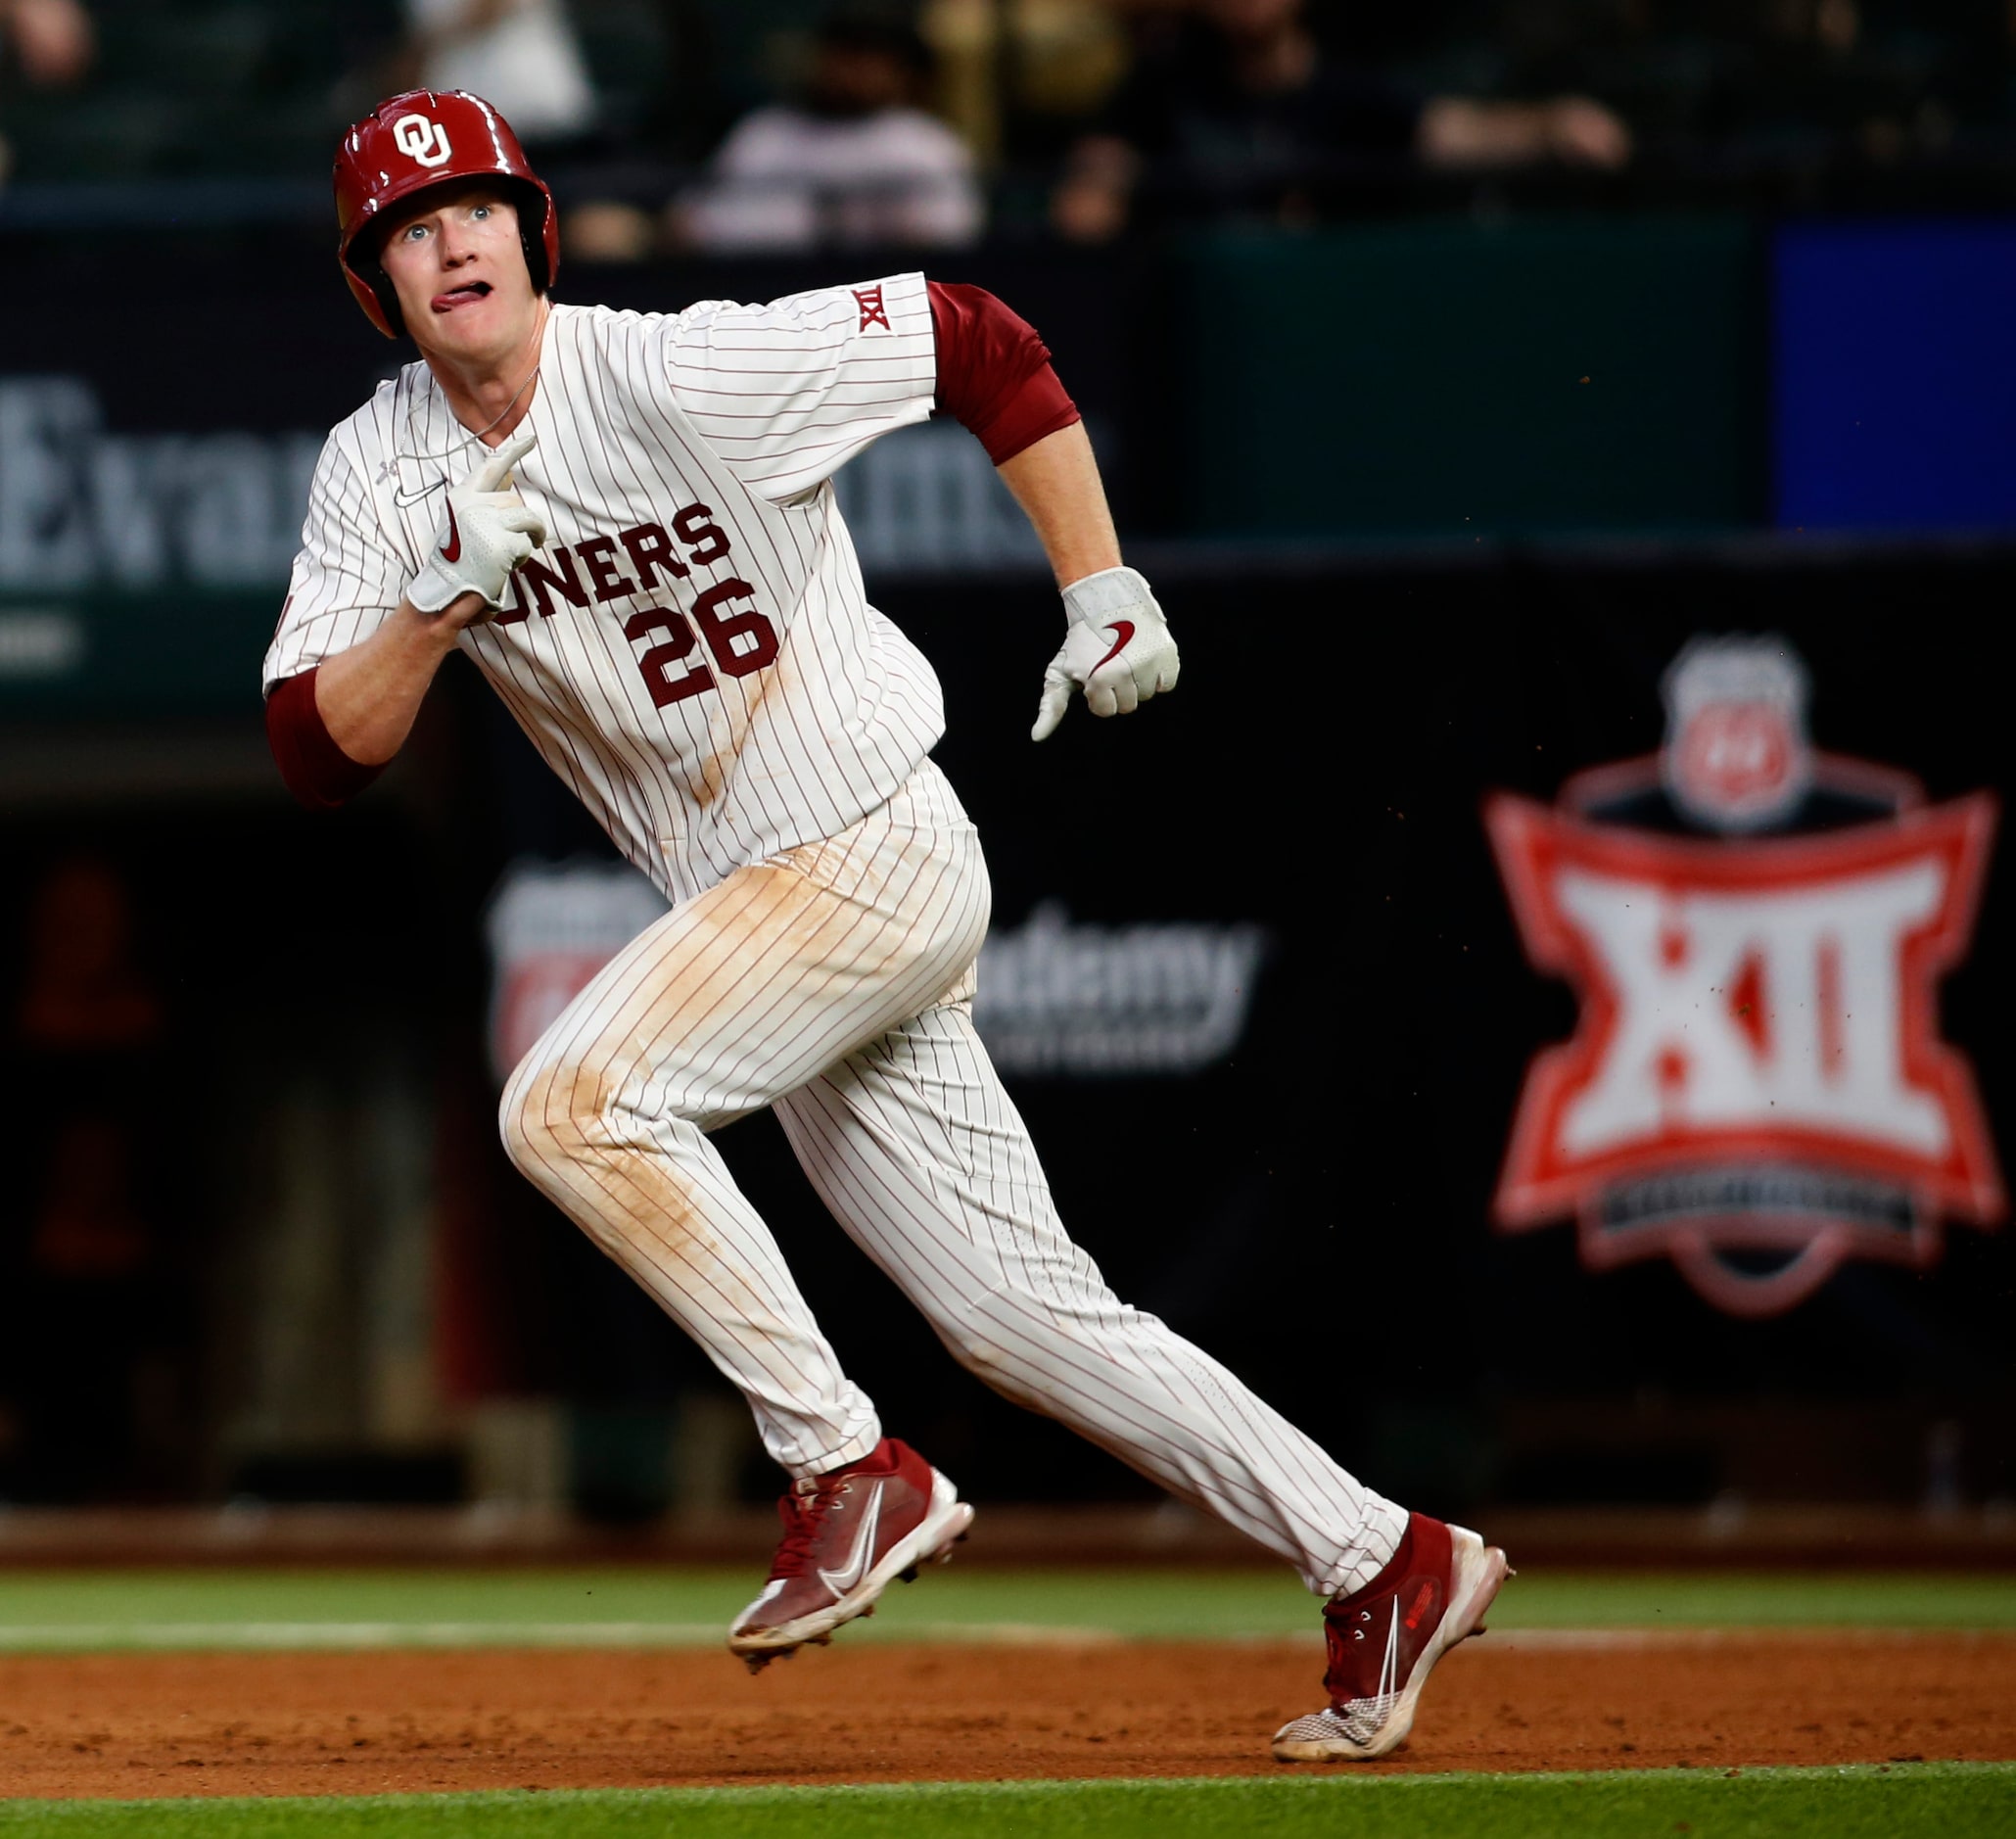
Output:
top-left (766, 1475), bottom-right (850, 1581)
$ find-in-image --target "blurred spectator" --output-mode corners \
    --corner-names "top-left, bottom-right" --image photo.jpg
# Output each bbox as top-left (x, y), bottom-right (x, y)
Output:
top-left (12, 1111), bottom-right (164, 1499)
top-left (16, 855), bottom-right (163, 1051)
top-left (1489, 0), bottom-right (2007, 168)
top-left (0, 0), bottom-right (93, 185)
top-left (674, 5), bottom-right (984, 255)
top-left (995, 0), bottom-right (1138, 165)
top-left (1008, 0), bottom-right (1134, 121)
top-left (31, 1116), bottom-right (151, 1282)
top-left (400, 0), bottom-right (596, 149)
top-left (1054, 0), bottom-right (1631, 240)
top-left (3, 854), bottom-right (178, 1500)
top-left (0, 0), bottom-right (90, 84)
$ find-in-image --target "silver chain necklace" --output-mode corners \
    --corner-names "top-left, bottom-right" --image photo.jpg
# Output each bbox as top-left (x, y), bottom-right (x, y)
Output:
top-left (399, 356), bottom-right (541, 468)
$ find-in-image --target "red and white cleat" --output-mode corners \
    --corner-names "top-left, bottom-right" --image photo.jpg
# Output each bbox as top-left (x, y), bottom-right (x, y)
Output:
top-left (728, 1437), bottom-right (973, 1673)
top-left (1272, 1512), bottom-right (1510, 1763)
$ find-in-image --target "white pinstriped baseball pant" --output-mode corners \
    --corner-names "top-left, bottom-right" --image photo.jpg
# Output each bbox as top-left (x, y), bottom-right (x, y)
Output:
top-left (500, 760), bottom-right (1406, 1597)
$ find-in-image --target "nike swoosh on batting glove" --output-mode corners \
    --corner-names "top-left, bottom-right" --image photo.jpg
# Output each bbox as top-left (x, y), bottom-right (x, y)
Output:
top-left (406, 431), bottom-right (547, 615)
top-left (1031, 565), bottom-right (1181, 741)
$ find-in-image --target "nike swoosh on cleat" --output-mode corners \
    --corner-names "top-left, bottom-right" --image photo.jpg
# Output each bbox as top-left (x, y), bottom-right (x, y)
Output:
top-left (1094, 619), bottom-right (1136, 673)
top-left (816, 1483), bottom-right (884, 1600)
top-left (439, 499), bottom-right (462, 563)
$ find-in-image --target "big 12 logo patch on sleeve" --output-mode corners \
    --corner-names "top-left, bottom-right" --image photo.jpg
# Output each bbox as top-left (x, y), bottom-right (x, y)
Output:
top-left (1486, 636), bottom-right (2002, 1317)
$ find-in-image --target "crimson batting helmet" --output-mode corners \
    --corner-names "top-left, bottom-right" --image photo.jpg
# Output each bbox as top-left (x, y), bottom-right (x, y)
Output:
top-left (334, 89), bottom-right (560, 339)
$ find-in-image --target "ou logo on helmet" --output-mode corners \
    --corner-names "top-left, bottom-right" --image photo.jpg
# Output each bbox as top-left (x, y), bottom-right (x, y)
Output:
top-left (393, 113), bottom-right (453, 168)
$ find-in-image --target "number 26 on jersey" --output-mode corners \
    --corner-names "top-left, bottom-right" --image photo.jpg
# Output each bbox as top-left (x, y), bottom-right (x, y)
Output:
top-left (495, 500), bottom-right (780, 709)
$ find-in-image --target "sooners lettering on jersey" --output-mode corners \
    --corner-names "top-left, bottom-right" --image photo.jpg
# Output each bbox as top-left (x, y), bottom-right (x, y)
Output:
top-left (267, 275), bottom-right (942, 906)
top-left (1486, 637), bottom-right (2002, 1317)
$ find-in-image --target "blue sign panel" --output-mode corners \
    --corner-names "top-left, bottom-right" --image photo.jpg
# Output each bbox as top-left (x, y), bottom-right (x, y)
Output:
top-left (1774, 220), bottom-right (2016, 530)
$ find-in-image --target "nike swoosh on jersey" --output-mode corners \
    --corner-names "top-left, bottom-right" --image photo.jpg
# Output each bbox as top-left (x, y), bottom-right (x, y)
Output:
top-left (393, 476), bottom-right (448, 507)
top-left (439, 499), bottom-right (462, 563)
top-left (815, 1482), bottom-right (885, 1600)
top-left (1094, 619), bottom-right (1136, 673)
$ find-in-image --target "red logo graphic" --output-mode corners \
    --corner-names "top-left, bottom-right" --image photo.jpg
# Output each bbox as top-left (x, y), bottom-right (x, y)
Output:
top-left (854, 285), bottom-right (891, 332)
top-left (440, 497), bottom-right (462, 563)
top-left (1095, 620), bottom-right (1136, 672)
top-left (1487, 637), bottom-right (2002, 1316)
top-left (1671, 701), bottom-right (1796, 821)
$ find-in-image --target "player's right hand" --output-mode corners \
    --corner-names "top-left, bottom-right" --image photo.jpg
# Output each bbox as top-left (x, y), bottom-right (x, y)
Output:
top-left (406, 432), bottom-right (547, 618)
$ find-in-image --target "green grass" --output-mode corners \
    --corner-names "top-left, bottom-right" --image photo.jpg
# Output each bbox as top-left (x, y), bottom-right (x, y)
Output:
top-left (0, 1767), bottom-right (2011, 1838)
top-left (0, 1568), bottom-right (2012, 1651)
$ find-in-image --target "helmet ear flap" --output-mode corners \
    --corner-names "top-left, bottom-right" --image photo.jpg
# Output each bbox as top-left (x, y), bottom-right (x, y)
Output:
top-left (372, 268), bottom-right (405, 337)
top-left (514, 180), bottom-right (552, 293)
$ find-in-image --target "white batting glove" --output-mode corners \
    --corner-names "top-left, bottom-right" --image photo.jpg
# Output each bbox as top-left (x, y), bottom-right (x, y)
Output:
top-left (1031, 565), bottom-right (1180, 742)
top-left (406, 433), bottom-right (546, 615)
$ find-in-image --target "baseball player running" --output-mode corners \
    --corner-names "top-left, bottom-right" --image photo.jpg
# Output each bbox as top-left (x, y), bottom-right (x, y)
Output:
top-left (264, 90), bottom-right (1507, 1763)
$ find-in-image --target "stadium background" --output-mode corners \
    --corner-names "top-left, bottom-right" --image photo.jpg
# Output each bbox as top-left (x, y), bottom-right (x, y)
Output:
top-left (0, 0), bottom-right (2012, 1556)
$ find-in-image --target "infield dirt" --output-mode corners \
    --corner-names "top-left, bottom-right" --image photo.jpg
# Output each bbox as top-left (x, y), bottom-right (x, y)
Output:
top-left (2, 1633), bottom-right (2011, 1799)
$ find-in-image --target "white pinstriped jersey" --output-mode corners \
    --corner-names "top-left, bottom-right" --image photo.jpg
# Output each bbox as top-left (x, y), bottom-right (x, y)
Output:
top-left (265, 273), bottom-right (943, 905)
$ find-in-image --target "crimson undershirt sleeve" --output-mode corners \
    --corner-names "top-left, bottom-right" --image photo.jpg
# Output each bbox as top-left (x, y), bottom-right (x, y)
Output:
top-left (927, 280), bottom-right (1082, 465)
top-left (265, 667), bottom-right (385, 810)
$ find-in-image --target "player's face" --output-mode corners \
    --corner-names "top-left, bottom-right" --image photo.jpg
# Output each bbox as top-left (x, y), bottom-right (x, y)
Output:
top-left (377, 182), bottom-right (537, 362)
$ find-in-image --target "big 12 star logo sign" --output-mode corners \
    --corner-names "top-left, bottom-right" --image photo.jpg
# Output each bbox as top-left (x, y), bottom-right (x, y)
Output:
top-left (1486, 636), bottom-right (2002, 1316)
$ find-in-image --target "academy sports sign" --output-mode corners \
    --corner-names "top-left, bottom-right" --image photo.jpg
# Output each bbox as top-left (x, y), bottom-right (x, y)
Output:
top-left (1487, 637), bottom-right (2001, 1316)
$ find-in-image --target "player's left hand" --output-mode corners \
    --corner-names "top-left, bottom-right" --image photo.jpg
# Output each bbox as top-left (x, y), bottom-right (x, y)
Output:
top-left (1031, 566), bottom-right (1180, 742)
